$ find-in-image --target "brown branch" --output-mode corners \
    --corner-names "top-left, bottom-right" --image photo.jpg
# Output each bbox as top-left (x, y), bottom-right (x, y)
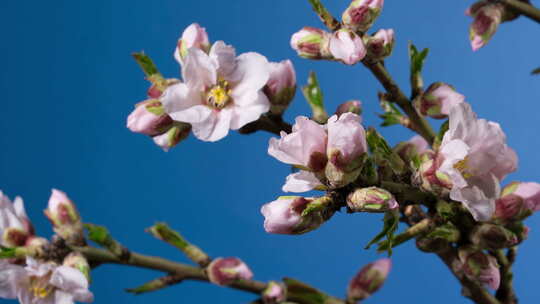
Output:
top-left (239, 113), bottom-right (292, 135)
top-left (498, 0), bottom-right (540, 24)
top-left (307, 0), bottom-right (341, 31)
top-left (493, 248), bottom-right (518, 304)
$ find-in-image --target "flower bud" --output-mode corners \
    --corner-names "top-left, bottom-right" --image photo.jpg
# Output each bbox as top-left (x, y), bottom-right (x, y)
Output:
top-left (262, 281), bottom-right (286, 304)
top-left (467, 3), bottom-right (503, 51)
top-left (336, 100), bottom-right (362, 117)
top-left (413, 151), bottom-right (452, 196)
top-left (260, 196), bottom-right (332, 235)
top-left (458, 248), bottom-right (500, 290)
top-left (44, 189), bottom-right (85, 245)
top-left (414, 83), bottom-right (465, 119)
top-left (0, 192), bottom-right (33, 247)
top-left (174, 23), bottom-right (210, 64)
top-left (147, 78), bottom-right (180, 98)
top-left (347, 258), bottom-right (391, 302)
top-left (207, 257), bottom-right (253, 286)
top-left (342, 0), bottom-right (384, 33)
top-left (347, 187), bottom-right (398, 213)
top-left (265, 60), bottom-right (297, 115)
top-left (290, 27), bottom-right (331, 59)
top-left (152, 122), bottom-right (191, 151)
top-left (470, 223), bottom-right (518, 250)
top-left (394, 135), bottom-right (429, 164)
top-left (364, 29), bottom-right (394, 60)
top-left (127, 100), bottom-right (174, 136)
top-left (63, 252), bottom-right (91, 281)
top-left (329, 29), bottom-right (366, 65)
top-left (494, 182), bottom-right (540, 221)
top-left (25, 237), bottom-right (49, 258)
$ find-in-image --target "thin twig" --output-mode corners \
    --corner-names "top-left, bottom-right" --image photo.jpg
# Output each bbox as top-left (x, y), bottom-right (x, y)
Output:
top-left (498, 0), bottom-right (540, 24)
top-left (492, 248), bottom-right (518, 304)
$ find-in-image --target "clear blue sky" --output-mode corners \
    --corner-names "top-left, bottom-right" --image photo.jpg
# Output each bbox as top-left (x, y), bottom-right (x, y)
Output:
top-left (1, 1), bottom-right (539, 303)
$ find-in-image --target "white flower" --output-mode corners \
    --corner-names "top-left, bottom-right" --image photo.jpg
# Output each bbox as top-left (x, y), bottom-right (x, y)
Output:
top-left (162, 41), bottom-right (270, 142)
top-left (0, 191), bottom-right (33, 247)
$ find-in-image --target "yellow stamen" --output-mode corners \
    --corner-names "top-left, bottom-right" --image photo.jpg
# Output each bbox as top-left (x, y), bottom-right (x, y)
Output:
top-left (207, 80), bottom-right (232, 109)
top-left (454, 158), bottom-right (473, 179)
top-left (32, 286), bottom-right (51, 298)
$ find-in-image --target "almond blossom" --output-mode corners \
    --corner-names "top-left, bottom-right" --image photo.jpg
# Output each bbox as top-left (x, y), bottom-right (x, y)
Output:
top-left (0, 191), bottom-right (33, 247)
top-left (161, 41), bottom-right (271, 142)
top-left (437, 103), bottom-right (517, 221)
top-left (174, 23), bottom-right (210, 64)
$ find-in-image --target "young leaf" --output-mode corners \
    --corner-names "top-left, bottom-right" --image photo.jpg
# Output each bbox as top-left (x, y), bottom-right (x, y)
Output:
top-left (365, 210), bottom-right (399, 256)
top-left (302, 71), bottom-right (328, 123)
top-left (283, 277), bottom-right (328, 304)
top-left (366, 128), bottom-right (406, 175)
top-left (409, 42), bottom-right (429, 97)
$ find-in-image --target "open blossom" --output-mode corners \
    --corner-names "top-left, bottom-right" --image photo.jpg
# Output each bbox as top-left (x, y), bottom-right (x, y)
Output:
top-left (414, 83), bottom-right (465, 119)
top-left (437, 103), bottom-right (517, 221)
top-left (207, 257), bottom-right (253, 286)
top-left (0, 191), bottom-right (33, 247)
top-left (329, 29), bottom-right (366, 65)
top-left (260, 196), bottom-right (329, 234)
top-left (364, 29), bottom-right (394, 60)
top-left (264, 60), bottom-right (296, 115)
top-left (467, 2), bottom-right (503, 51)
top-left (268, 113), bottom-right (366, 192)
top-left (174, 23), bottom-right (210, 64)
top-left (495, 182), bottom-right (540, 221)
top-left (161, 41), bottom-right (270, 142)
top-left (342, 0), bottom-right (384, 33)
top-left (0, 257), bottom-right (93, 304)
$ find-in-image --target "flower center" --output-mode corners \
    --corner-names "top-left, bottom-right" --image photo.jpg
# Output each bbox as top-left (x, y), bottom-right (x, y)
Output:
top-left (207, 80), bottom-right (232, 109)
top-left (29, 276), bottom-right (54, 299)
top-left (453, 158), bottom-right (473, 179)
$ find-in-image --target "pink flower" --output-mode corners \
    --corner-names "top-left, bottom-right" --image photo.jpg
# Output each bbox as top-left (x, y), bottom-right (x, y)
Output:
top-left (0, 191), bottom-right (33, 247)
top-left (260, 196), bottom-right (326, 234)
top-left (414, 83), bottom-right (465, 119)
top-left (437, 103), bottom-right (517, 221)
top-left (207, 257), bottom-right (253, 286)
top-left (467, 3), bottom-right (503, 51)
top-left (364, 29), bottom-right (395, 60)
top-left (394, 135), bottom-right (429, 164)
top-left (290, 27), bottom-right (331, 59)
top-left (264, 60), bottom-right (297, 115)
top-left (174, 23), bottom-right (210, 64)
top-left (161, 41), bottom-right (271, 142)
top-left (495, 182), bottom-right (540, 221)
top-left (336, 100), bottom-right (362, 117)
top-left (329, 29), bottom-right (366, 65)
top-left (127, 100), bottom-right (173, 136)
top-left (45, 189), bottom-right (85, 245)
top-left (347, 258), bottom-right (391, 301)
top-left (342, 0), bottom-right (384, 32)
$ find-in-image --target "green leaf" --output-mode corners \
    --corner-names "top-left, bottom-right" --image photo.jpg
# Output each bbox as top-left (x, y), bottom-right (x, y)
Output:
top-left (302, 71), bottom-right (328, 123)
top-left (84, 223), bottom-right (111, 244)
top-left (132, 52), bottom-right (161, 77)
top-left (532, 67), bottom-right (540, 75)
top-left (365, 210), bottom-right (399, 256)
top-left (147, 223), bottom-right (189, 250)
top-left (409, 42), bottom-right (429, 76)
top-left (283, 277), bottom-right (327, 304)
top-left (432, 119), bottom-right (449, 150)
top-left (366, 128), bottom-right (406, 175)
top-left (378, 93), bottom-right (405, 127)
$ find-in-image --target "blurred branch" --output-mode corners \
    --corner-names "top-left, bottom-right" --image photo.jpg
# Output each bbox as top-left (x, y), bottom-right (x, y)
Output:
top-left (307, 0), bottom-right (341, 31)
top-left (498, 0), bottom-right (540, 24)
top-left (492, 248), bottom-right (518, 304)
top-left (239, 113), bottom-right (292, 135)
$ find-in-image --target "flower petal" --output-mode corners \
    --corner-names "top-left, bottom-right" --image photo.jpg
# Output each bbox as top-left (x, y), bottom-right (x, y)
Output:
top-left (160, 83), bottom-right (203, 116)
top-left (209, 41), bottom-right (236, 79)
top-left (190, 108), bottom-right (232, 142)
top-left (228, 52), bottom-right (270, 101)
top-left (282, 171), bottom-right (322, 193)
top-left (50, 266), bottom-right (89, 291)
top-left (182, 48), bottom-right (217, 91)
top-left (229, 91), bottom-right (269, 130)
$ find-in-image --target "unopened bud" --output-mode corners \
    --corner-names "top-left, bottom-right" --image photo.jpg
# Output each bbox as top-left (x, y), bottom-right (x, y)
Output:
top-left (290, 27), bottom-right (331, 59)
top-left (458, 247), bottom-right (500, 290)
top-left (127, 100), bottom-right (174, 136)
top-left (394, 135), bottom-right (429, 164)
top-left (261, 196), bottom-right (332, 235)
top-left (467, 2), bottom-right (503, 51)
top-left (494, 182), bottom-right (540, 222)
top-left (414, 83), bottom-right (465, 119)
top-left (207, 257), bottom-right (253, 286)
top-left (265, 60), bottom-right (297, 115)
top-left (329, 29), bottom-right (366, 65)
top-left (152, 122), bottom-right (191, 151)
top-left (0, 192), bottom-right (33, 247)
top-left (347, 187), bottom-right (398, 213)
top-left (347, 258), bottom-right (391, 302)
top-left (174, 23), bottom-right (210, 64)
top-left (336, 100), bottom-right (362, 117)
top-left (262, 281), bottom-right (286, 304)
top-left (44, 189), bottom-right (85, 245)
top-left (413, 151), bottom-right (452, 196)
top-left (63, 252), bottom-right (91, 281)
top-left (364, 29), bottom-right (394, 60)
top-left (342, 0), bottom-right (384, 33)
top-left (470, 223), bottom-right (518, 250)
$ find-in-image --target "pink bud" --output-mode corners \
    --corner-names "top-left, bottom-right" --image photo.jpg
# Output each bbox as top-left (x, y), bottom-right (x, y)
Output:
top-left (459, 248), bottom-right (500, 290)
top-left (336, 100), bottom-right (362, 117)
top-left (207, 257), bottom-right (253, 286)
top-left (45, 189), bottom-right (84, 245)
top-left (329, 29), bottom-right (366, 65)
top-left (265, 60), bottom-right (297, 115)
top-left (347, 187), bottom-right (398, 213)
top-left (467, 3), bottom-right (503, 51)
top-left (364, 29), bottom-right (395, 60)
top-left (262, 281), bottom-right (286, 304)
top-left (174, 23), bottom-right (210, 63)
top-left (0, 192), bottom-right (33, 247)
top-left (414, 151), bottom-right (452, 196)
top-left (152, 122), bottom-right (191, 151)
top-left (394, 135), bottom-right (429, 163)
top-left (127, 100), bottom-right (174, 136)
top-left (348, 258), bottom-right (391, 301)
top-left (290, 27), bottom-right (331, 59)
top-left (495, 182), bottom-right (540, 221)
top-left (414, 83), bottom-right (465, 119)
top-left (342, 0), bottom-right (384, 33)
top-left (261, 196), bottom-right (327, 235)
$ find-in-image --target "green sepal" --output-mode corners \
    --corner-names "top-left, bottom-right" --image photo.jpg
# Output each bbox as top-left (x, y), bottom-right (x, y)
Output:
top-left (426, 223), bottom-right (460, 243)
top-left (378, 94), bottom-right (405, 127)
top-left (365, 210), bottom-right (399, 256)
top-left (147, 223), bottom-right (189, 250)
top-left (0, 247), bottom-right (16, 258)
top-left (283, 277), bottom-right (327, 304)
top-left (302, 71), bottom-right (328, 123)
top-left (301, 196), bottom-right (332, 217)
top-left (84, 223), bottom-right (111, 245)
top-left (432, 119), bottom-right (449, 150)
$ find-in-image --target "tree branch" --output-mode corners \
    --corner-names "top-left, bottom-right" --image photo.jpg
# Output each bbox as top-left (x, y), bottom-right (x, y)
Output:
top-left (239, 113), bottom-right (292, 135)
top-left (498, 0), bottom-right (540, 24)
top-left (493, 248), bottom-right (518, 304)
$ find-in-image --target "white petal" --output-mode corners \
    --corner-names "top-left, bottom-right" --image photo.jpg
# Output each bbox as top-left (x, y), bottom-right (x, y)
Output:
top-left (168, 104), bottom-right (212, 124)
top-left (228, 52), bottom-right (270, 100)
top-left (182, 48), bottom-right (217, 91)
top-left (0, 263), bottom-right (25, 299)
top-left (209, 41), bottom-right (236, 79)
top-left (50, 266), bottom-right (89, 291)
top-left (13, 197), bottom-right (28, 223)
top-left (160, 83), bottom-right (203, 116)
top-left (282, 171), bottom-right (322, 193)
top-left (190, 108), bottom-right (232, 142)
top-left (229, 91), bottom-right (269, 130)
top-left (54, 291), bottom-right (75, 304)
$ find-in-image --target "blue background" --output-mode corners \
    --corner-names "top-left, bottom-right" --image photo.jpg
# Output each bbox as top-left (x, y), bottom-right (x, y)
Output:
top-left (1, 0), bottom-right (539, 303)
